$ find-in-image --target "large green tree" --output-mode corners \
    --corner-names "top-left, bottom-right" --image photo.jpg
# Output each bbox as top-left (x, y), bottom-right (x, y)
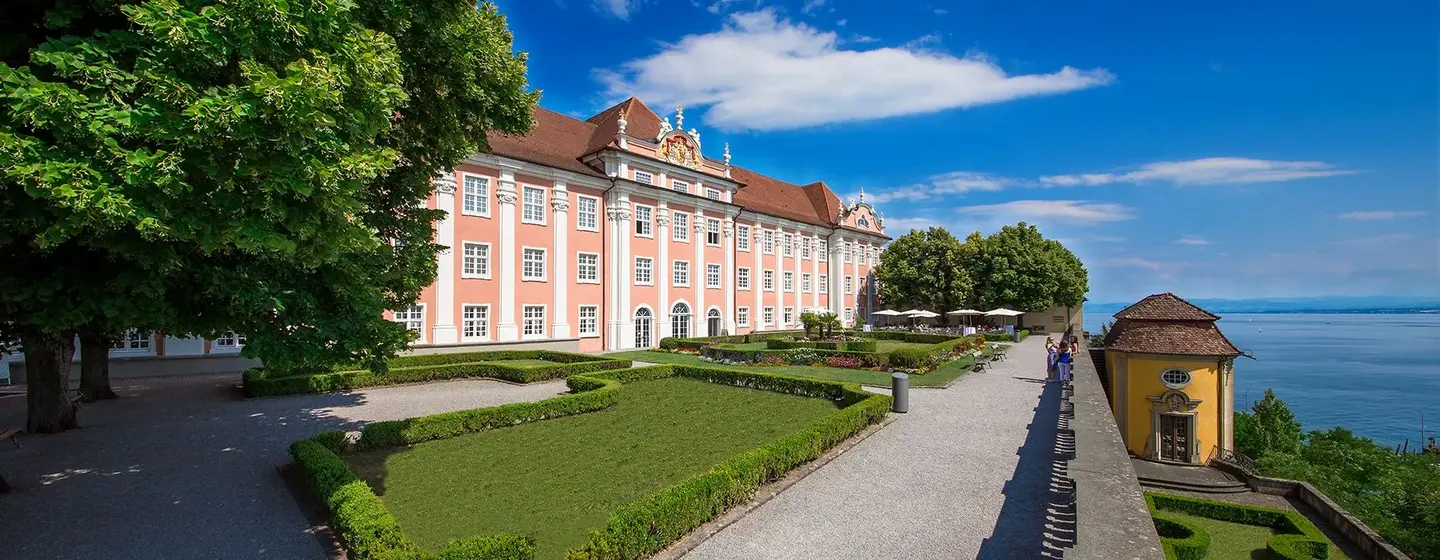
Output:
top-left (1, 0), bottom-right (536, 432)
top-left (972, 222), bottom-right (1088, 312)
top-left (874, 227), bottom-right (971, 324)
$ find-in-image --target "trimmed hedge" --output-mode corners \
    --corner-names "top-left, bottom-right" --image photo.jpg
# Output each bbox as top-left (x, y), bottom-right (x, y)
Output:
top-left (887, 347), bottom-right (929, 369)
top-left (1145, 493), bottom-right (1329, 560)
top-left (764, 338), bottom-right (878, 352)
top-left (698, 345), bottom-right (887, 368)
top-left (291, 363), bottom-right (889, 560)
top-left (244, 350), bottom-right (630, 397)
top-left (1152, 513), bottom-right (1210, 560)
top-left (660, 331), bottom-right (808, 351)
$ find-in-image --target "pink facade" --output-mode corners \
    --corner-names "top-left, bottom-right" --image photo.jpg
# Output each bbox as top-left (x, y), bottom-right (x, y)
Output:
top-left (387, 99), bottom-right (890, 352)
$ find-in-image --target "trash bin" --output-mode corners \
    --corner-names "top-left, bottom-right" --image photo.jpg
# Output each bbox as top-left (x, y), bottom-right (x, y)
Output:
top-left (891, 372), bottom-right (909, 413)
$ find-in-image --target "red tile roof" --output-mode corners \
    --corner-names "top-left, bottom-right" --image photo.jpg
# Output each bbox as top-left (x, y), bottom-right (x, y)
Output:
top-left (1113, 292), bottom-right (1220, 321)
top-left (1103, 319), bottom-right (1241, 356)
top-left (483, 99), bottom-right (872, 233)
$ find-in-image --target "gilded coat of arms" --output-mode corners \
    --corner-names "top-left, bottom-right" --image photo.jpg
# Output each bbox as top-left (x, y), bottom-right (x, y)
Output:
top-left (659, 135), bottom-right (700, 169)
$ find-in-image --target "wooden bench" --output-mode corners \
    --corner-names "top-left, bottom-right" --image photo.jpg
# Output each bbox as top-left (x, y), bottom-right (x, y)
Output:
top-left (0, 429), bottom-right (20, 449)
top-left (972, 352), bottom-right (992, 372)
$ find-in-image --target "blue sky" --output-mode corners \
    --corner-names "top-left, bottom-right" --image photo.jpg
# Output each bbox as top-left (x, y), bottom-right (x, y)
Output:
top-left (494, 0), bottom-right (1437, 303)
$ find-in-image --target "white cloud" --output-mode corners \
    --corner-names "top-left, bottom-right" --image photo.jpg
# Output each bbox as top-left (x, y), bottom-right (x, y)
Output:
top-left (1039, 157), bottom-right (1357, 186)
top-left (597, 9), bottom-right (1114, 131)
top-left (850, 34), bottom-right (879, 43)
top-left (836, 18), bottom-right (847, 26)
top-left (903, 33), bottom-right (943, 50)
top-left (1338, 233), bottom-right (1416, 246)
top-left (1338, 210), bottom-right (1430, 221)
top-left (883, 216), bottom-right (940, 232)
top-left (1101, 257), bottom-right (1175, 273)
top-left (801, 0), bottom-right (827, 14)
top-left (934, 8), bottom-right (950, 14)
top-left (860, 171), bottom-right (1011, 203)
top-left (955, 200), bottom-right (1135, 225)
top-left (1176, 235), bottom-right (1209, 246)
top-left (596, 0), bottom-right (639, 19)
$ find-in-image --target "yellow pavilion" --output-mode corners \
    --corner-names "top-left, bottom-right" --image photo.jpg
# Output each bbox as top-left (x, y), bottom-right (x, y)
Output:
top-left (1102, 293), bottom-right (1241, 464)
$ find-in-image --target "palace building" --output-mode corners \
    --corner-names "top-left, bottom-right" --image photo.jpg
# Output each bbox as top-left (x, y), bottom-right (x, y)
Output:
top-left (394, 98), bottom-right (891, 353)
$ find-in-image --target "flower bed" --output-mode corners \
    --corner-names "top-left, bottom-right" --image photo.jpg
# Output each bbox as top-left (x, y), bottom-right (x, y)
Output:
top-left (696, 332), bottom-right (986, 375)
top-left (243, 350), bottom-right (631, 397)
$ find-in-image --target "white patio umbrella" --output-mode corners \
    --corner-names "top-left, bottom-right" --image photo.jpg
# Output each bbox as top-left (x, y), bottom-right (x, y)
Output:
top-left (947, 308), bottom-right (983, 327)
top-left (870, 309), bottom-right (903, 327)
top-left (907, 310), bottom-right (940, 318)
top-left (985, 308), bottom-right (1024, 330)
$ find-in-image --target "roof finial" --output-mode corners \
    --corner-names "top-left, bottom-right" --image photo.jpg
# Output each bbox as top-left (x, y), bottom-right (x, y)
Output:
top-left (858, 185), bottom-right (865, 204)
top-left (723, 142), bottom-right (731, 166)
top-left (617, 108), bottom-right (628, 135)
top-left (675, 106), bottom-right (684, 130)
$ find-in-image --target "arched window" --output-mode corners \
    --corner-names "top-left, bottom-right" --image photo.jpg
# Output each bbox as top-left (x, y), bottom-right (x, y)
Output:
top-left (671, 302), bottom-right (691, 339)
top-left (635, 307), bottom-right (653, 348)
top-left (1161, 368), bottom-right (1192, 389)
top-left (707, 308), bottom-right (721, 319)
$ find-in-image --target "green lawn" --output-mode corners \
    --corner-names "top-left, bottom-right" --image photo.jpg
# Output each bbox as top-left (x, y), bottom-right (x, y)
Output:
top-left (345, 377), bottom-right (839, 559)
top-left (480, 358), bottom-right (560, 368)
top-left (602, 349), bottom-right (977, 387)
top-left (1166, 512), bottom-right (1278, 560)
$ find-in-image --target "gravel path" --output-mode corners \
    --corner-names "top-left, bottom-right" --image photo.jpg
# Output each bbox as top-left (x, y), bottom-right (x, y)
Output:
top-left (685, 336), bottom-right (1059, 560)
top-left (0, 375), bottom-right (565, 560)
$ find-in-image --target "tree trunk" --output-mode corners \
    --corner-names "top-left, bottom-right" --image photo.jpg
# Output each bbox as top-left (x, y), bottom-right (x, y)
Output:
top-left (78, 332), bottom-right (117, 401)
top-left (21, 330), bottom-right (79, 433)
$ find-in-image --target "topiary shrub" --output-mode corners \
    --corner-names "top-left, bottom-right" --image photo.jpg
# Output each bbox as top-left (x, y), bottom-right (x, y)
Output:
top-left (1267, 534), bottom-right (1329, 560)
top-left (888, 348), bottom-right (929, 369)
top-left (1152, 513), bottom-right (1210, 560)
top-left (659, 337), bottom-right (681, 350)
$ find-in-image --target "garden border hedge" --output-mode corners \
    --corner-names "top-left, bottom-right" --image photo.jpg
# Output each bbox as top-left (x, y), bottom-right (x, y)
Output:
top-left (244, 350), bottom-right (631, 397)
top-left (1145, 492), bottom-right (1330, 560)
top-left (764, 338), bottom-right (878, 352)
top-left (290, 364), bottom-right (891, 560)
top-left (696, 332), bottom-right (988, 373)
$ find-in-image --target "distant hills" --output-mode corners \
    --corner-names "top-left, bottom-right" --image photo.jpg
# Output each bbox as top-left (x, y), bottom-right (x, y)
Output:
top-left (1086, 296), bottom-right (1440, 316)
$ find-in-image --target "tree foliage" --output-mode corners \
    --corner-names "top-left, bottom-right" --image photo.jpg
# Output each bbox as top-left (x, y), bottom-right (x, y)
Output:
top-left (873, 227), bottom-right (971, 322)
top-left (1234, 388), bottom-right (1304, 458)
top-left (0, 0), bottom-right (537, 431)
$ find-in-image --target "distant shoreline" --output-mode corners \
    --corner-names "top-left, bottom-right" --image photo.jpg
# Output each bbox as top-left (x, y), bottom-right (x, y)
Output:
top-left (1086, 306), bottom-right (1440, 316)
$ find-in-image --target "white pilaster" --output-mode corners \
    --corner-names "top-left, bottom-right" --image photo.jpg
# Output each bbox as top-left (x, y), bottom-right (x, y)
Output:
top-left (811, 234), bottom-right (821, 309)
top-left (792, 233), bottom-right (803, 317)
top-left (866, 248), bottom-right (876, 326)
top-left (616, 193), bottom-right (633, 347)
top-left (723, 218), bottom-right (736, 334)
top-left (828, 236), bottom-right (843, 317)
top-left (847, 239), bottom-right (858, 327)
top-left (606, 199), bottom-right (621, 350)
top-left (657, 202), bottom-right (671, 342)
top-left (776, 228), bottom-right (785, 328)
top-left (496, 168), bottom-right (520, 341)
top-left (693, 212), bottom-right (706, 335)
top-left (550, 181), bottom-right (570, 339)
top-left (752, 229), bottom-right (763, 330)
top-left (430, 171), bottom-right (459, 344)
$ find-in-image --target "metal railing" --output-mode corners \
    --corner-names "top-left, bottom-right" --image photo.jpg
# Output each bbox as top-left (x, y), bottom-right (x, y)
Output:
top-left (1209, 445), bottom-right (1258, 476)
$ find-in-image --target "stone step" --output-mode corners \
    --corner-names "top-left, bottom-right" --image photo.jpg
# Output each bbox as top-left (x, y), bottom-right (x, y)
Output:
top-left (1137, 476), bottom-right (1251, 494)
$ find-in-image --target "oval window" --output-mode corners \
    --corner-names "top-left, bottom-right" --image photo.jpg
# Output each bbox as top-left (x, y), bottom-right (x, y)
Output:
top-left (857, 217), bottom-right (870, 228)
top-left (1161, 369), bottom-right (1191, 389)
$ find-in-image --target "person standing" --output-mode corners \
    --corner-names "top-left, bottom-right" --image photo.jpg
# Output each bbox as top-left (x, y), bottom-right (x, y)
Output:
top-left (1045, 337), bottom-right (1058, 382)
top-left (1057, 342), bottom-right (1073, 383)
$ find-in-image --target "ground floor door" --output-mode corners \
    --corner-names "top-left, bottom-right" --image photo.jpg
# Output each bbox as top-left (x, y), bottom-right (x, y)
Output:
top-left (1159, 414), bottom-right (1190, 462)
top-left (707, 310), bottom-right (721, 337)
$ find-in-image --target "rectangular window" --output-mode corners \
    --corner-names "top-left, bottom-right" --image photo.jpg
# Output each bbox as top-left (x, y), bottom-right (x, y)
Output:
top-left (392, 305), bottom-right (424, 335)
top-left (763, 307), bottom-right (774, 326)
top-left (844, 246), bottom-right (852, 263)
top-left (845, 308), bottom-right (854, 323)
top-left (578, 305), bottom-right (598, 337)
top-left (461, 175), bottom-right (489, 216)
top-left (522, 186), bottom-right (545, 224)
top-left (706, 218), bottom-right (721, 246)
top-left (706, 263), bottom-right (721, 288)
top-left (576, 195), bottom-right (599, 231)
top-left (783, 271), bottom-right (794, 292)
top-left (672, 260), bottom-right (690, 287)
top-left (763, 270), bottom-right (774, 291)
top-left (522, 305), bottom-right (545, 337)
top-left (634, 170), bottom-right (654, 185)
top-left (802, 273), bottom-right (812, 293)
top-left (461, 242), bottom-right (490, 278)
top-left (672, 212), bottom-right (689, 242)
top-left (762, 230), bottom-right (774, 254)
top-left (462, 304), bottom-right (489, 340)
top-left (820, 274), bottom-right (828, 293)
top-left (577, 252), bottom-right (599, 283)
top-left (737, 225), bottom-right (750, 251)
top-left (737, 267), bottom-right (751, 290)
top-left (801, 238), bottom-right (811, 259)
top-left (819, 240), bottom-right (828, 262)
top-left (737, 307), bottom-right (750, 327)
top-left (783, 234), bottom-right (793, 257)
top-left (706, 188), bottom-right (722, 200)
top-left (214, 331), bottom-right (246, 348)
top-left (522, 247), bottom-right (546, 281)
top-left (634, 257), bottom-right (653, 285)
top-left (671, 179), bottom-right (688, 193)
top-left (634, 205), bottom-right (653, 237)
top-left (783, 307), bottom-right (794, 325)
top-left (845, 275), bottom-right (853, 294)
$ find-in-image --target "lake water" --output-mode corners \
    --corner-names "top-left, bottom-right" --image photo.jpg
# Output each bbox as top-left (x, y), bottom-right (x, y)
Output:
top-left (1083, 313), bottom-right (1440, 449)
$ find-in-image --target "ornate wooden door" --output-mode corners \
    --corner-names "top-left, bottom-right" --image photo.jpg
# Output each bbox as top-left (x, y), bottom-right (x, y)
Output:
top-left (1160, 415), bottom-right (1189, 461)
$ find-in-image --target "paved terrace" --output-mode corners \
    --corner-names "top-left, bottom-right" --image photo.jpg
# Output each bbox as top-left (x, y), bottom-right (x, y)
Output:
top-left (686, 336), bottom-right (1078, 560)
top-left (0, 375), bottom-right (566, 560)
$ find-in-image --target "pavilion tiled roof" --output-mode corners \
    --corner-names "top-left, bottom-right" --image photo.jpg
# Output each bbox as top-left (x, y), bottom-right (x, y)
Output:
top-left (483, 98), bottom-right (872, 233)
top-left (1103, 293), bottom-right (1240, 356)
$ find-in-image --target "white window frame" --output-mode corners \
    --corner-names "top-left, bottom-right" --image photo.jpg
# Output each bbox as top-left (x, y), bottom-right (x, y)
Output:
top-left (634, 204), bottom-right (654, 238)
top-left (783, 234), bottom-right (793, 257)
top-left (845, 275), bottom-right (853, 294)
top-left (672, 212), bottom-right (690, 242)
top-left (461, 241), bottom-right (491, 279)
top-left (110, 329), bottom-right (153, 353)
top-left (393, 305), bottom-right (425, 341)
top-left (737, 307), bottom-right (750, 327)
top-left (634, 169), bottom-right (654, 185)
top-left (522, 247), bottom-right (547, 281)
top-left (706, 263), bottom-right (722, 289)
top-left (783, 271), bottom-right (794, 292)
top-left (213, 331), bottom-right (246, 350)
top-left (801, 238), bottom-right (811, 259)
top-left (706, 188), bottom-right (722, 201)
top-left (763, 306), bottom-right (775, 326)
top-left (460, 173), bottom-right (491, 217)
top-left (522, 305), bottom-right (546, 339)
top-left (819, 240), bottom-right (828, 262)
top-left (578, 305), bottom-right (599, 338)
top-left (576, 194), bottom-right (600, 232)
top-left (706, 218), bottom-right (721, 246)
top-left (577, 252), bottom-right (600, 284)
top-left (521, 186), bottom-right (546, 225)
top-left (820, 274), bottom-right (828, 294)
top-left (763, 269), bottom-right (774, 291)
top-left (762, 230), bottom-right (774, 254)
top-left (634, 257), bottom-right (654, 285)
top-left (737, 267), bottom-right (751, 290)
top-left (784, 307), bottom-right (794, 325)
top-left (845, 308), bottom-right (854, 323)
top-left (737, 225), bottom-right (751, 251)
top-left (672, 260), bottom-right (690, 287)
top-left (461, 304), bottom-right (491, 341)
top-left (802, 273), bottom-right (812, 293)
top-left (671, 179), bottom-right (688, 193)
